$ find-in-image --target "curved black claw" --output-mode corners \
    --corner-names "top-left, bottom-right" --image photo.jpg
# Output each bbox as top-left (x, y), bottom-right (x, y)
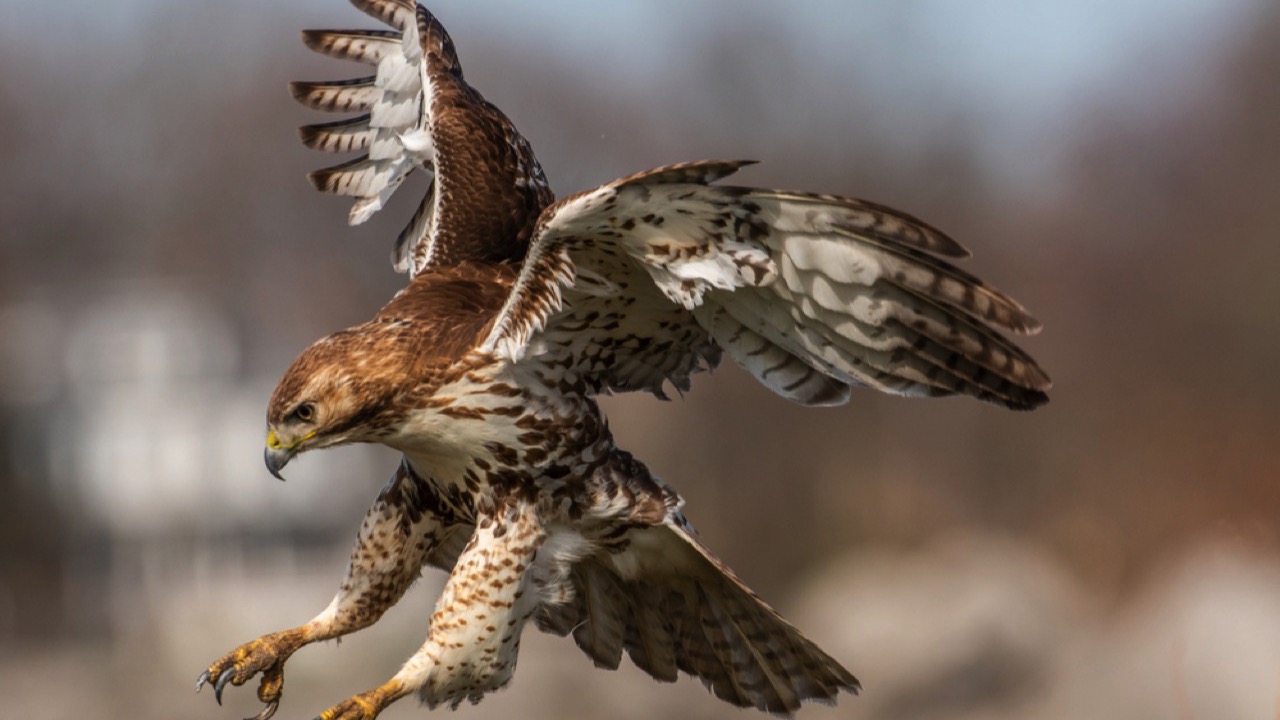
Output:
top-left (248, 699), bottom-right (279, 720)
top-left (200, 630), bottom-right (304, 715)
top-left (214, 667), bottom-right (236, 705)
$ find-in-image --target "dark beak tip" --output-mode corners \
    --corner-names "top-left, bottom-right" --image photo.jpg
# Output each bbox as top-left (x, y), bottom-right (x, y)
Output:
top-left (264, 446), bottom-right (292, 481)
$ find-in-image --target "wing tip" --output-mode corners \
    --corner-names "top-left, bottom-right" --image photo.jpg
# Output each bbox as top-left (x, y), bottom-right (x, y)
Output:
top-left (1003, 384), bottom-right (1051, 410)
top-left (390, 245), bottom-right (412, 274)
top-left (297, 123), bottom-right (323, 150)
top-left (928, 229), bottom-right (972, 259)
top-left (287, 80), bottom-right (309, 104)
top-left (304, 169), bottom-right (326, 193)
top-left (299, 28), bottom-right (324, 52)
top-left (1018, 313), bottom-right (1045, 335)
top-left (1014, 394), bottom-right (1050, 411)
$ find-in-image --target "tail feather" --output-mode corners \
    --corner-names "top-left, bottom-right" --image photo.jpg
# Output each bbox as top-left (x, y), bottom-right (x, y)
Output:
top-left (570, 563), bottom-right (628, 670)
top-left (536, 520), bottom-right (858, 715)
top-left (693, 584), bottom-right (759, 707)
top-left (696, 582), bottom-right (804, 713)
top-left (621, 584), bottom-right (679, 682)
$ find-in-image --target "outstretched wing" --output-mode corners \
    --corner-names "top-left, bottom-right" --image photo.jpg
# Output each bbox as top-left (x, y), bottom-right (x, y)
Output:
top-left (293, 0), bottom-right (552, 274)
top-left (480, 160), bottom-right (1050, 409)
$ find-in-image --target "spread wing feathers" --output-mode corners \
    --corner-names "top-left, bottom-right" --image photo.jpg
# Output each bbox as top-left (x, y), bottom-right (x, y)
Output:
top-left (293, 1), bottom-right (552, 276)
top-left (294, 21), bottom-right (422, 229)
top-left (482, 160), bottom-right (1050, 410)
top-left (696, 304), bottom-right (851, 406)
top-left (534, 519), bottom-right (858, 714)
top-left (487, 233), bottom-right (724, 397)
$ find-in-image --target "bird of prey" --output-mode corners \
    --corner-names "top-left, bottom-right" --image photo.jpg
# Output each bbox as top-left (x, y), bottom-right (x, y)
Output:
top-left (197, 2), bottom-right (1050, 719)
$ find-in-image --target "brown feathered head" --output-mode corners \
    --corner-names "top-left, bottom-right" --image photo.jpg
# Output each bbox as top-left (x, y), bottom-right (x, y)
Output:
top-left (263, 326), bottom-right (408, 479)
top-left (260, 267), bottom-right (517, 479)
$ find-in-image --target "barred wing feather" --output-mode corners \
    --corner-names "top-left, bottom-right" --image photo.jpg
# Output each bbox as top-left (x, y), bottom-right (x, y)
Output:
top-left (484, 160), bottom-right (1049, 409)
top-left (292, 1), bottom-right (552, 275)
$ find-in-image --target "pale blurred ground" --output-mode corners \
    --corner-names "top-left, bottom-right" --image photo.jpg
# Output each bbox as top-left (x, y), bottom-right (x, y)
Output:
top-left (2, 1), bottom-right (1280, 719)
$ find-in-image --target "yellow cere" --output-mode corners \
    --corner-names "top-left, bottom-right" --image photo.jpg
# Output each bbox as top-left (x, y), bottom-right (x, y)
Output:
top-left (267, 429), bottom-right (318, 451)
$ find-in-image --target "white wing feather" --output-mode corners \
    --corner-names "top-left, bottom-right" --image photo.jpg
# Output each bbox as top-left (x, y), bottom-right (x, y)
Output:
top-left (293, 1), bottom-right (554, 277)
top-left (295, 23), bottom-right (431, 229)
top-left (484, 161), bottom-right (1050, 409)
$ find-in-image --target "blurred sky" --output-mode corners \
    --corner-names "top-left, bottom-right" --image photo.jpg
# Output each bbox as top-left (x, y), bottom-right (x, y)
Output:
top-left (0, 0), bottom-right (1257, 195)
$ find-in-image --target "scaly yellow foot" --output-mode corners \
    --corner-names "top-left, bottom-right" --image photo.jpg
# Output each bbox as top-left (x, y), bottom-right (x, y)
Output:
top-left (315, 680), bottom-right (407, 720)
top-left (197, 627), bottom-right (308, 720)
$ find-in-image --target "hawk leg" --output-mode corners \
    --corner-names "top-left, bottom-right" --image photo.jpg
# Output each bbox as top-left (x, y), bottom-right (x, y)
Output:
top-left (198, 463), bottom-right (456, 720)
top-left (314, 499), bottom-right (545, 719)
top-left (314, 681), bottom-right (408, 720)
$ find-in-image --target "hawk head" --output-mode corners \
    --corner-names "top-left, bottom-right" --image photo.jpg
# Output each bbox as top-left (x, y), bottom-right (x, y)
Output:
top-left (260, 269), bottom-right (518, 479)
top-left (263, 327), bottom-right (407, 479)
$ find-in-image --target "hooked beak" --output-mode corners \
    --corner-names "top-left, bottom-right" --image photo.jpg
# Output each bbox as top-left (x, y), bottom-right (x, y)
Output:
top-left (264, 429), bottom-right (308, 481)
top-left (264, 445), bottom-right (294, 481)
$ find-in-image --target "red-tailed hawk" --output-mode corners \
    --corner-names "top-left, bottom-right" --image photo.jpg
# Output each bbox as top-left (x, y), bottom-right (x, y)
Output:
top-left (198, 2), bottom-right (1050, 719)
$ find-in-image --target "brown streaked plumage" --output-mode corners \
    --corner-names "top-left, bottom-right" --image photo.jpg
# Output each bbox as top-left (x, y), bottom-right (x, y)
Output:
top-left (200, 3), bottom-right (1050, 720)
top-left (268, 262), bottom-right (517, 420)
top-left (262, 263), bottom-right (518, 472)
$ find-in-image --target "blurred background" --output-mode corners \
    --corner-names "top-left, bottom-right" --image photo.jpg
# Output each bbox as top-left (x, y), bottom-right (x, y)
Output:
top-left (2, 0), bottom-right (1278, 718)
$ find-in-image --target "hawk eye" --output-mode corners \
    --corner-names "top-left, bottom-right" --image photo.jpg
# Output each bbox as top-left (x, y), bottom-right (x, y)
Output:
top-left (292, 403), bottom-right (315, 422)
